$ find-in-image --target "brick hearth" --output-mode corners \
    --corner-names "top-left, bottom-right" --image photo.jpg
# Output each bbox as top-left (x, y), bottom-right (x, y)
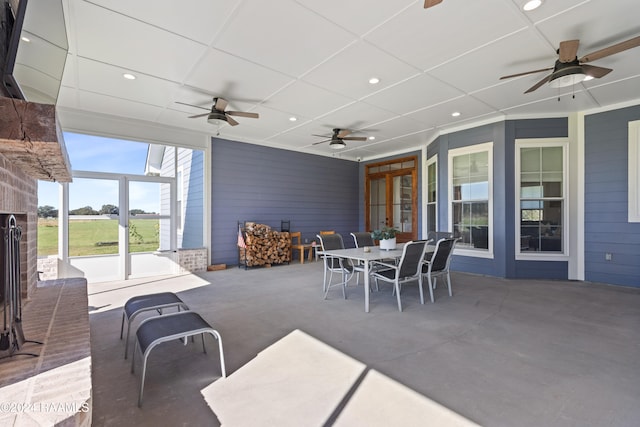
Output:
top-left (0, 278), bottom-right (92, 426)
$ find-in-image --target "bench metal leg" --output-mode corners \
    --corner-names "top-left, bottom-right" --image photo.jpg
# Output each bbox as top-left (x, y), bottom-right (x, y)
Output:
top-left (133, 327), bottom-right (226, 407)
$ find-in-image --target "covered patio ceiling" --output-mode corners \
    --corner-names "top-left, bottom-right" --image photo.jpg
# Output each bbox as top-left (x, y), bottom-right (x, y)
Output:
top-left (57, 0), bottom-right (640, 160)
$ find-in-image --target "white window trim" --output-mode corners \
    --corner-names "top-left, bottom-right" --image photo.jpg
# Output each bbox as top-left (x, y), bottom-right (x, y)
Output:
top-left (426, 155), bottom-right (437, 234)
top-left (515, 138), bottom-right (569, 261)
top-left (177, 165), bottom-right (185, 233)
top-left (448, 142), bottom-right (494, 259)
top-left (629, 120), bottom-right (640, 222)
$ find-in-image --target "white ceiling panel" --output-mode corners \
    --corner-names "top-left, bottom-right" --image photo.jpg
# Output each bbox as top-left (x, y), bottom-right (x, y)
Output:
top-left (301, 41), bottom-right (421, 100)
top-left (364, 0), bottom-right (528, 71)
top-left (366, 116), bottom-right (435, 141)
top-left (406, 96), bottom-right (497, 128)
top-left (214, 0), bottom-right (356, 77)
top-left (242, 105), bottom-right (311, 132)
top-left (184, 48), bottom-right (293, 101)
top-left (314, 102), bottom-right (397, 131)
top-left (76, 58), bottom-right (180, 107)
top-left (46, 0), bottom-right (639, 161)
top-left (296, 0), bottom-right (416, 37)
top-left (535, 1), bottom-right (640, 51)
top-left (587, 75), bottom-right (640, 108)
top-left (429, 29), bottom-right (554, 94)
top-left (472, 79), bottom-right (550, 112)
top-left (73, 1), bottom-right (207, 82)
top-left (86, 0), bottom-right (236, 44)
top-left (264, 81), bottom-right (352, 119)
top-left (362, 73), bottom-right (463, 115)
top-left (265, 129), bottom-right (318, 149)
top-left (76, 91), bottom-right (165, 122)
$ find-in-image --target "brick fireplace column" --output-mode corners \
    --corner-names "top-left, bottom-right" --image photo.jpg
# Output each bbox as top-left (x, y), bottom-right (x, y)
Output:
top-left (0, 153), bottom-right (38, 299)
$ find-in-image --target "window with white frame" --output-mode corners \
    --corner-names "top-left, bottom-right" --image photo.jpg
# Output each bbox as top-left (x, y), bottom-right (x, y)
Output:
top-left (449, 143), bottom-right (492, 254)
top-left (426, 157), bottom-right (437, 234)
top-left (629, 120), bottom-right (640, 222)
top-left (516, 140), bottom-right (567, 255)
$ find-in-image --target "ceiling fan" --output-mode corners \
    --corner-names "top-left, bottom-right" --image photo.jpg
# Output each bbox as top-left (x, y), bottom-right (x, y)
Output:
top-left (423, 0), bottom-right (443, 8)
top-left (500, 36), bottom-right (640, 93)
top-left (176, 97), bottom-right (259, 126)
top-left (312, 128), bottom-right (368, 150)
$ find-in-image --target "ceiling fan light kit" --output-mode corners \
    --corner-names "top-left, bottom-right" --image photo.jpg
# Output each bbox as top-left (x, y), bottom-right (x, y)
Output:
top-left (548, 69), bottom-right (586, 88)
top-left (312, 128), bottom-right (368, 149)
top-left (330, 140), bottom-right (346, 149)
top-left (179, 97), bottom-right (259, 127)
top-left (500, 36), bottom-right (640, 93)
top-left (207, 110), bottom-right (227, 124)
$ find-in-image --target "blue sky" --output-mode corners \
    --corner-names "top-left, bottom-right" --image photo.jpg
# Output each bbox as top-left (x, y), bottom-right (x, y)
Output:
top-left (38, 133), bottom-right (160, 213)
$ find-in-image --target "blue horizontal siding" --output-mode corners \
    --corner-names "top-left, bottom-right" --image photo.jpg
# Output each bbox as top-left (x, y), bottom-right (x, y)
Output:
top-left (584, 104), bottom-right (640, 287)
top-left (211, 138), bottom-right (359, 265)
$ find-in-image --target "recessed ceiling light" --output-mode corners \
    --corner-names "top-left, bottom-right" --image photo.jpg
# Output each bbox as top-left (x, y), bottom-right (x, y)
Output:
top-left (452, 111), bottom-right (461, 117)
top-left (523, 0), bottom-right (542, 11)
top-left (289, 116), bottom-right (297, 122)
top-left (368, 77), bottom-right (380, 85)
top-left (123, 73), bottom-right (136, 80)
top-left (368, 136), bottom-right (375, 141)
top-left (20, 36), bottom-right (30, 42)
top-left (583, 75), bottom-right (594, 81)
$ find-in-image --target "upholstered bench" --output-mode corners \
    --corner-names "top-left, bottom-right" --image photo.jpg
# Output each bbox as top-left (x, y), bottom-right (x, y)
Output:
top-left (130, 311), bottom-right (226, 407)
top-left (120, 292), bottom-right (189, 359)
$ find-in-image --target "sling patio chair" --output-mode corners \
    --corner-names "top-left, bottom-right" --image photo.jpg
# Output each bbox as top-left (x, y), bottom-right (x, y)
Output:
top-left (369, 240), bottom-right (427, 312)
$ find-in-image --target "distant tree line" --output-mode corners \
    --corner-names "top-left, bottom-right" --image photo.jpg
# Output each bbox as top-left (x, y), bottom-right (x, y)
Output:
top-left (37, 204), bottom-right (155, 218)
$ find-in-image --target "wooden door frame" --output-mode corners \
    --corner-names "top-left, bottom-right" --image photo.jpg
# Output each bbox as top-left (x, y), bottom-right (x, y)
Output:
top-left (364, 156), bottom-right (418, 242)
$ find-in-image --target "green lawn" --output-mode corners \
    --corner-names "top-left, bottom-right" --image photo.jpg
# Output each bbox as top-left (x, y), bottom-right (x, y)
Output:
top-left (38, 218), bottom-right (160, 256)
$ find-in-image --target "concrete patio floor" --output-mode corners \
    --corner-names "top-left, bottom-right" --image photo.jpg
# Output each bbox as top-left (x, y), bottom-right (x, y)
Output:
top-left (87, 262), bottom-right (640, 426)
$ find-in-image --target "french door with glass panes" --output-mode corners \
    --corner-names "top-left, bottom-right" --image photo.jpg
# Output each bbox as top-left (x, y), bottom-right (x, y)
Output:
top-left (365, 157), bottom-right (418, 243)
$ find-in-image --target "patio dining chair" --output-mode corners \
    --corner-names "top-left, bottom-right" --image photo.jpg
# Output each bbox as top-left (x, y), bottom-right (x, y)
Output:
top-left (317, 233), bottom-right (354, 300)
top-left (421, 237), bottom-right (458, 303)
top-left (350, 231), bottom-right (375, 248)
top-left (315, 230), bottom-right (336, 261)
top-left (369, 240), bottom-right (427, 311)
top-left (350, 232), bottom-right (375, 285)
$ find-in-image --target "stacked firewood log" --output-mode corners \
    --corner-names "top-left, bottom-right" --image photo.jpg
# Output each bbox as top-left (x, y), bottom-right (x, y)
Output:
top-left (241, 224), bottom-right (291, 267)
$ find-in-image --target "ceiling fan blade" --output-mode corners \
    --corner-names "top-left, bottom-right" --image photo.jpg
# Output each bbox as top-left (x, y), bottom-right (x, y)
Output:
top-left (226, 111), bottom-right (259, 119)
top-left (500, 67), bottom-right (554, 80)
top-left (175, 101), bottom-right (210, 111)
top-left (226, 114), bottom-right (239, 126)
top-left (524, 74), bottom-right (553, 94)
top-left (312, 133), bottom-right (330, 138)
top-left (214, 97), bottom-right (228, 112)
top-left (337, 129), bottom-right (351, 138)
top-left (559, 40), bottom-right (580, 63)
top-left (579, 35), bottom-right (640, 63)
top-left (343, 137), bottom-right (367, 141)
top-left (424, 0), bottom-right (443, 8)
top-left (312, 139), bottom-right (331, 145)
top-left (581, 64), bottom-right (613, 79)
top-left (188, 112), bottom-right (210, 119)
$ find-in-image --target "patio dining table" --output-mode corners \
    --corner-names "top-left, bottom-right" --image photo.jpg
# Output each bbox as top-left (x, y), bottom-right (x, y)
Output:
top-left (318, 245), bottom-right (405, 313)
